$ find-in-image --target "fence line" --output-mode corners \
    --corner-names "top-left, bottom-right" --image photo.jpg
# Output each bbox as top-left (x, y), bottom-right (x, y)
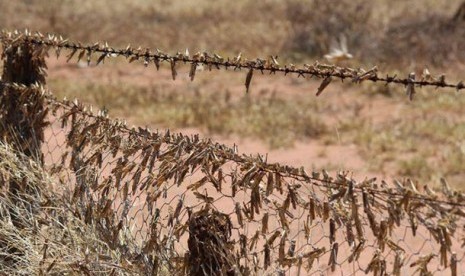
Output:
top-left (1, 30), bottom-right (464, 99)
top-left (1, 79), bottom-right (464, 210)
top-left (1, 79), bottom-right (465, 274)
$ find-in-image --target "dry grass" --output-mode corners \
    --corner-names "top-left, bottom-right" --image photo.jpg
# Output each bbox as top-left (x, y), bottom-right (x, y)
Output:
top-left (0, 142), bottom-right (154, 275)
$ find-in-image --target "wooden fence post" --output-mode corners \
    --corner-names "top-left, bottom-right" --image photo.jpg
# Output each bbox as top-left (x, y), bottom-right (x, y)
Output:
top-left (0, 36), bottom-right (48, 222)
top-left (0, 33), bottom-right (49, 268)
top-left (187, 208), bottom-right (237, 276)
top-left (452, 1), bottom-right (465, 22)
top-left (0, 36), bottom-right (47, 158)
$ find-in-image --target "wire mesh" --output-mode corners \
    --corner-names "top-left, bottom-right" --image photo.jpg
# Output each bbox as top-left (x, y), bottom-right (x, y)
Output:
top-left (0, 81), bottom-right (461, 275)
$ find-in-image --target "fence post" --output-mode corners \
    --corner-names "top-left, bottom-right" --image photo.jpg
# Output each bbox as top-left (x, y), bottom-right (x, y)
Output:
top-left (187, 208), bottom-right (237, 276)
top-left (0, 33), bottom-right (48, 268)
top-left (0, 36), bottom-right (47, 218)
top-left (1, 36), bottom-right (47, 152)
top-left (1, 36), bottom-right (47, 160)
top-left (453, 1), bottom-right (465, 22)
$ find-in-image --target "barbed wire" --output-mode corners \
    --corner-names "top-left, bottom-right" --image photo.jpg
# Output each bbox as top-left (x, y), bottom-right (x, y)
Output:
top-left (1, 30), bottom-right (464, 100)
top-left (1, 79), bottom-right (464, 210)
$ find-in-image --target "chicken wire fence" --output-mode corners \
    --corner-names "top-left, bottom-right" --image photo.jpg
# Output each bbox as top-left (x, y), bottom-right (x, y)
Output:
top-left (0, 30), bottom-right (465, 275)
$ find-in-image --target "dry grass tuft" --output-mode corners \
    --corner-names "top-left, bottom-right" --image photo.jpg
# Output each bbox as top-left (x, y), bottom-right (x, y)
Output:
top-left (0, 142), bottom-right (143, 275)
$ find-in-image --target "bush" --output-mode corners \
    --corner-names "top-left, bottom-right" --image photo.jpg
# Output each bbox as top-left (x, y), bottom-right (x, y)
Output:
top-left (284, 0), bottom-right (374, 59)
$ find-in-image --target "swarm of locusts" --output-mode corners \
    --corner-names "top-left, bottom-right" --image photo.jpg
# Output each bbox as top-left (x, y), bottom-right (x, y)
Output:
top-left (1, 29), bottom-right (465, 275)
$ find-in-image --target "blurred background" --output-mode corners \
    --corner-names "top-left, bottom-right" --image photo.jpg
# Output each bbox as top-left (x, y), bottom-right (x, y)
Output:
top-left (2, 0), bottom-right (465, 67)
top-left (1, 0), bottom-right (465, 188)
